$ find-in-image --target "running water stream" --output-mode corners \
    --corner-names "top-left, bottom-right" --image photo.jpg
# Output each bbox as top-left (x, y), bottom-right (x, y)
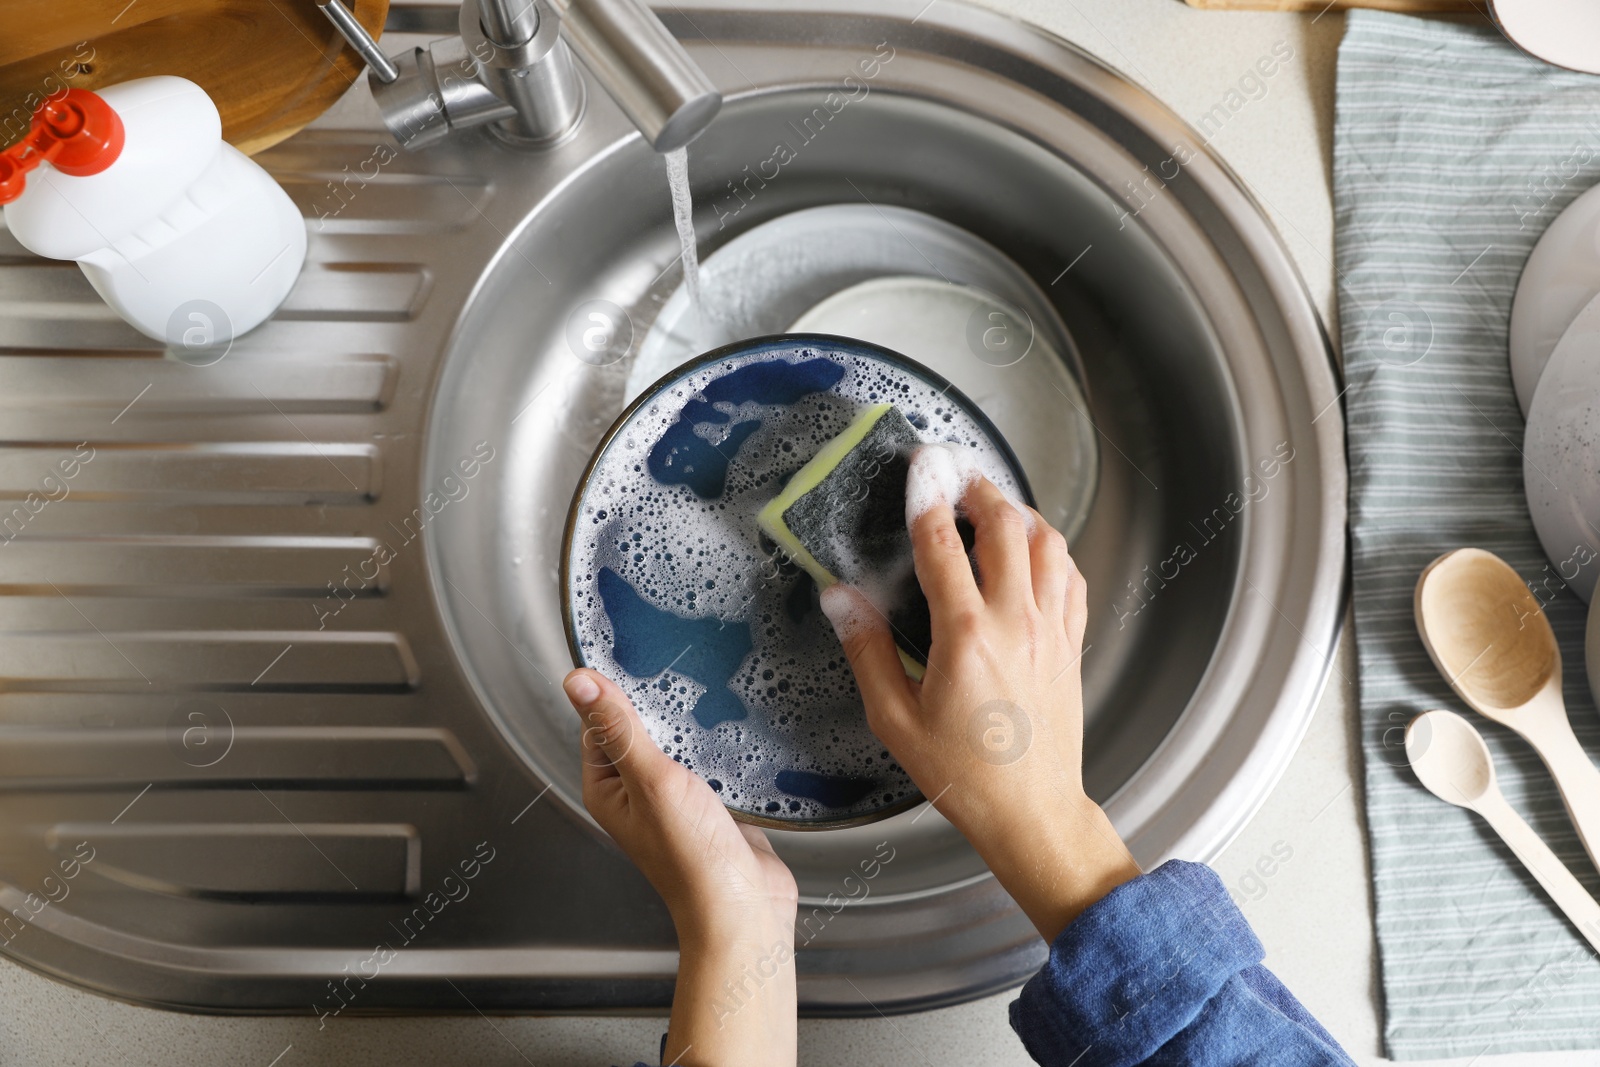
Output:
top-left (664, 146), bottom-right (704, 333)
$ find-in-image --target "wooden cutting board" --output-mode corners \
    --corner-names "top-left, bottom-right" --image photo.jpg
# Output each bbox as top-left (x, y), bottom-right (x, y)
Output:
top-left (0, 0), bottom-right (388, 155)
top-left (1185, 0), bottom-right (1484, 9)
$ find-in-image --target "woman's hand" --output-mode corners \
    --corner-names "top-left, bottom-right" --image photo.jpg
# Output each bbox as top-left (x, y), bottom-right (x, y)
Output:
top-left (564, 668), bottom-right (798, 1067)
top-left (820, 455), bottom-right (1140, 942)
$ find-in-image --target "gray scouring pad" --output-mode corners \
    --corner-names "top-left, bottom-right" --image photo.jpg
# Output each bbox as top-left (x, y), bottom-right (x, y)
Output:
top-left (757, 403), bottom-right (938, 677)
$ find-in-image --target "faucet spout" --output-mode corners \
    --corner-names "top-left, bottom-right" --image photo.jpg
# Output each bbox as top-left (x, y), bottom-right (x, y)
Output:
top-left (552, 0), bottom-right (722, 152)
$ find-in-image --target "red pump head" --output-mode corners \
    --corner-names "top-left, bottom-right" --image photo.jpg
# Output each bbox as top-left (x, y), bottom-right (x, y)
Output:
top-left (0, 88), bottom-right (125, 205)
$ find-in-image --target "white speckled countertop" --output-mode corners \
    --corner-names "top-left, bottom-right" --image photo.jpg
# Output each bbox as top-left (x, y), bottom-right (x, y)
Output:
top-left (5, 3), bottom-right (1591, 1065)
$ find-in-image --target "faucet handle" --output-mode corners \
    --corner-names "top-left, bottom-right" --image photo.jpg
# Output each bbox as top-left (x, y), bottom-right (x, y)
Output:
top-left (315, 0), bottom-right (400, 85)
top-left (320, 0), bottom-right (520, 150)
top-left (319, 0), bottom-right (720, 154)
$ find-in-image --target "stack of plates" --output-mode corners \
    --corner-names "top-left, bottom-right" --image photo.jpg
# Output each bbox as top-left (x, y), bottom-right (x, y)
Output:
top-left (1510, 183), bottom-right (1600, 708)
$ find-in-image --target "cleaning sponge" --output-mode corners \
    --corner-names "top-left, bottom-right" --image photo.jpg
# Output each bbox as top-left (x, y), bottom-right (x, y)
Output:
top-left (758, 403), bottom-right (940, 678)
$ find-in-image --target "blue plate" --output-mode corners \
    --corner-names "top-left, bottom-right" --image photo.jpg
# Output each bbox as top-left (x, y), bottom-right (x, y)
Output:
top-left (561, 335), bottom-right (1032, 829)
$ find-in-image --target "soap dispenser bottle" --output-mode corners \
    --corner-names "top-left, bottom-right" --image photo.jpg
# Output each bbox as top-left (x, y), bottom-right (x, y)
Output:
top-left (0, 76), bottom-right (307, 353)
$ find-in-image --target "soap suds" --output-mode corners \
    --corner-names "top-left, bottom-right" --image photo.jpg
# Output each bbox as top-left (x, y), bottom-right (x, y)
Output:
top-left (905, 443), bottom-right (982, 527)
top-left (819, 583), bottom-right (876, 644)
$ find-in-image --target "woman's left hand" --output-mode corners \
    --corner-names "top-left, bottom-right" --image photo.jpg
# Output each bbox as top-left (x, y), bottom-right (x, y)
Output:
top-left (565, 668), bottom-right (798, 1067)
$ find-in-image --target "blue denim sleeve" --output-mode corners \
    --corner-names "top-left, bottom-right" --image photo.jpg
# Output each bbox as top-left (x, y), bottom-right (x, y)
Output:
top-left (1008, 860), bottom-right (1355, 1067)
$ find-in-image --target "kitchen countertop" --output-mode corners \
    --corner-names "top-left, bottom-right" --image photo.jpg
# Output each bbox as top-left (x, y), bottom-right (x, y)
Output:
top-left (2, 2), bottom-right (1586, 1065)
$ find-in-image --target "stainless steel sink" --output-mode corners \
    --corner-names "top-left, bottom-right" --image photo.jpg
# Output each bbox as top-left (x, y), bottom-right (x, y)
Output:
top-left (0, 0), bottom-right (1345, 1015)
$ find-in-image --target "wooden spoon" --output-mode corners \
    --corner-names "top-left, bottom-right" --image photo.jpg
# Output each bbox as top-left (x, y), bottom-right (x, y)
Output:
top-left (1415, 547), bottom-right (1600, 873)
top-left (1406, 710), bottom-right (1600, 952)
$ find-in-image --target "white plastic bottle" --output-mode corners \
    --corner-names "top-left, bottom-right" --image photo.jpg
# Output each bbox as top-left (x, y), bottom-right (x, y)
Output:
top-left (0, 76), bottom-right (306, 354)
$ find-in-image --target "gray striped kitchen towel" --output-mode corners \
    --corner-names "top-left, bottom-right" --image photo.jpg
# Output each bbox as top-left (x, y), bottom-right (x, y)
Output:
top-left (1337, 10), bottom-right (1600, 1060)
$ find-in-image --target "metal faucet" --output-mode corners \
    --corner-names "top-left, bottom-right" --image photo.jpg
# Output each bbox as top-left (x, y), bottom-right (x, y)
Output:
top-left (317, 0), bottom-right (721, 152)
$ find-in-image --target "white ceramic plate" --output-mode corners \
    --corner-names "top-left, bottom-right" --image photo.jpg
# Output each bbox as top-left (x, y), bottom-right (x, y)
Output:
top-left (1510, 181), bottom-right (1600, 415)
top-left (789, 275), bottom-right (1096, 539)
top-left (1524, 290), bottom-right (1600, 603)
top-left (1492, 0), bottom-right (1600, 75)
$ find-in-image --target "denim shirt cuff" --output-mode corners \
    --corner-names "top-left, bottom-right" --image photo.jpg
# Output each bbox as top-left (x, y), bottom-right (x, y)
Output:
top-left (1008, 859), bottom-right (1263, 1067)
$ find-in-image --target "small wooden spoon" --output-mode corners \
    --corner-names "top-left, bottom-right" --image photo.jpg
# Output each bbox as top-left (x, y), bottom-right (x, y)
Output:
top-left (1415, 547), bottom-right (1600, 874)
top-left (1407, 710), bottom-right (1600, 952)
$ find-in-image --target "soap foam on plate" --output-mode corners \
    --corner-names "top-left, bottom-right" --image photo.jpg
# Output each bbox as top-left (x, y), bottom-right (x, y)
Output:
top-left (565, 337), bottom-right (1027, 825)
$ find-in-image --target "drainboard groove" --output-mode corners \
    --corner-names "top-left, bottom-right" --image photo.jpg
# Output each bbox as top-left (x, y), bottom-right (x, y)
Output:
top-left (0, 536), bottom-right (392, 598)
top-left (43, 822), bottom-right (422, 901)
top-left (0, 355), bottom-right (397, 415)
top-left (0, 631), bottom-right (419, 692)
top-left (0, 727), bottom-right (474, 790)
top-left (0, 442), bottom-right (380, 504)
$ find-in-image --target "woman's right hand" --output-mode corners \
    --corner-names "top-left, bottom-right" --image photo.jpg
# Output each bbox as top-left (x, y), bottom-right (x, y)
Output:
top-left (819, 451), bottom-right (1140, 942)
